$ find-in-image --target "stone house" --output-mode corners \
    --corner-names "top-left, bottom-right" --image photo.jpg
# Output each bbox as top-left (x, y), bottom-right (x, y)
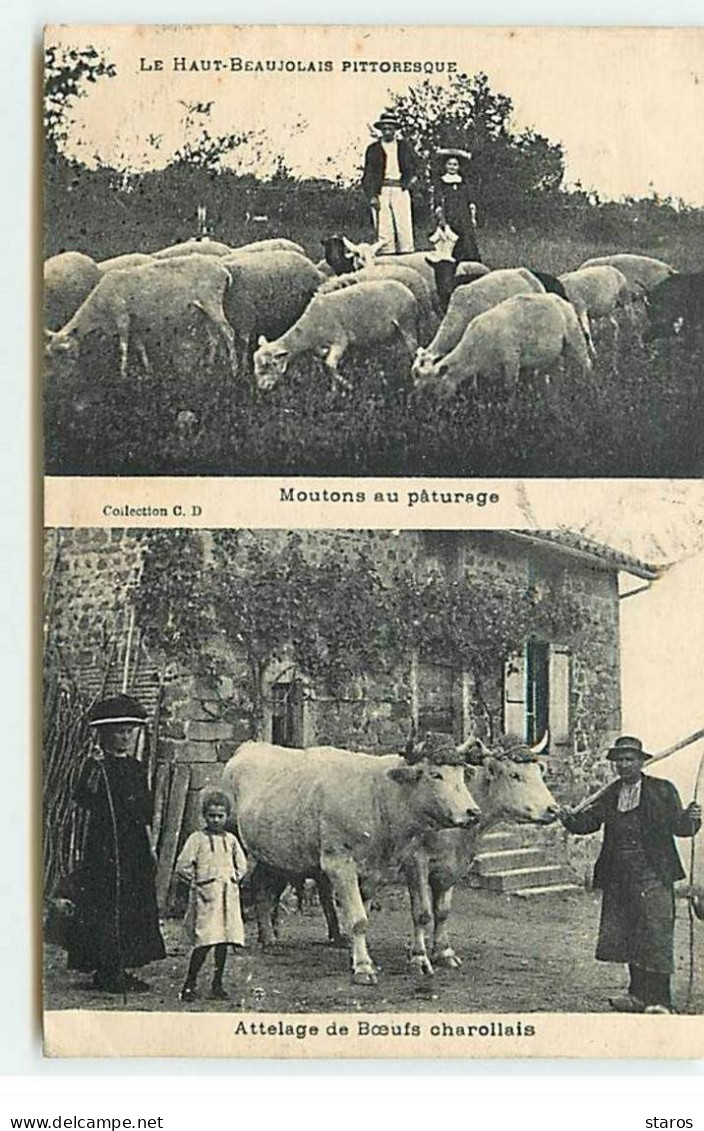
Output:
top-left (43, 526), bottom-right (659, 899)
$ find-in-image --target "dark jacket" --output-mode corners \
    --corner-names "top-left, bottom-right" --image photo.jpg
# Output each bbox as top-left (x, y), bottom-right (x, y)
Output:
top-left (362, 140), bottom-right (417, 200)
top-left (563, 775), bottom-right (700, 889)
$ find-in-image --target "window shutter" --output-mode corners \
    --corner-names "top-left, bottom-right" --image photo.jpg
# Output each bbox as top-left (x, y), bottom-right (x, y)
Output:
top-left (548, 644), bottom-right (571, 748)
top-left (503, 650), bottom-right (527, 739)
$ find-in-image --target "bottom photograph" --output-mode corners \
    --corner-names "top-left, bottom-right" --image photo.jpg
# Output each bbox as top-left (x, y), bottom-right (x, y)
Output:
top-left (42, 525), bottom-right (704, 1041)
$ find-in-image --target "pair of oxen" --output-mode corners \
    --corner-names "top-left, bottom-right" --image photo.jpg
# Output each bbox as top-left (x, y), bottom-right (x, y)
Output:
top-left (222, 733), bottom-right (558, 985)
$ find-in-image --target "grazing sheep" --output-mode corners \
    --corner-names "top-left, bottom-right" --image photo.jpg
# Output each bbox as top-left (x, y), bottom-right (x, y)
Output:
top-left (222, 250), bottom-right (325, 372)
top-left (254, 279), bottom-right (419, 389)
top-left (321, 234), bottom-right (358, 275)
top-left (427, 258), bottom-right (491, 312)
top-left (413, 268), bottom-right (545, 382)
top-left (315, 258), bottom-right (336, 279)
top-left (97, 253), bottom-right (155, 274)
top-left (526, 271), bottom-right (569, 300)
top-left (420, 293), bottom-right (592, 395)
top-left (318, 264), bottom-right (435, 341)
top-left (579, 253), bottom-right (675, 294)
top-left (153, 238), bottom-right (233, 259)
top-left (44, 251), bottom-right (100, 332)
top-left (559, 265), bottom-right (631, 354)
top-left (45, 255), bottom-right (236, 380)
top-left (339, 238), bottom-right (442, 293)
top-left (236, 237), bottom-right (308, 256)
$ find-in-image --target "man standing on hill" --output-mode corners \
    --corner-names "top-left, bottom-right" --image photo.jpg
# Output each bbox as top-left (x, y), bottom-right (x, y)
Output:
top-left (361, 111), bottom-right (418, 253)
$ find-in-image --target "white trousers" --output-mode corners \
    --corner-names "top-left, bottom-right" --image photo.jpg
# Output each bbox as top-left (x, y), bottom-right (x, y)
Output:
top-left (377, 185), bottom-right (414, 253)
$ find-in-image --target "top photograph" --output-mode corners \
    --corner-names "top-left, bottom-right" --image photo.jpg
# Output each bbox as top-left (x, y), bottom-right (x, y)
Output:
top-left (43, 25), bottom-right (704, 478)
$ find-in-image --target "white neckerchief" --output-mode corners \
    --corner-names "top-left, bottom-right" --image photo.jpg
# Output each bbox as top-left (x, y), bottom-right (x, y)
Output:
top-left (617, 778), bottom-right (642, 812)
top-left (381, 140), bottom-right (401, 179)
top-left (441, 173), bottom-right (463, 184)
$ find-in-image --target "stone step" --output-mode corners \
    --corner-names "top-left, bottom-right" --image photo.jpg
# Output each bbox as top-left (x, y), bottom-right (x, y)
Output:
top-left (512, 883), bottom-right (584, 898)
top-left (471, 847), bottom-right (548, 875)
top-left (481, 825), bottom-right (551, 848)
top-left (483, 864), bottom-right (575, 893)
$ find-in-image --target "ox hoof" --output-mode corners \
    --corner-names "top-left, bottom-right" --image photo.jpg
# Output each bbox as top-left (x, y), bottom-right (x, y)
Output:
top-left (410, 956), bottom-right (435, 978)
top-left (433, 950), bottom-right (462, 969)
top-left (352, 969), bottom-right (378, 986)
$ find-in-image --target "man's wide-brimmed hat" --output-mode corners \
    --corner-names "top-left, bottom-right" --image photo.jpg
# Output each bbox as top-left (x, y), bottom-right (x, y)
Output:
top-left (374, 111), bottom-right (400, 130)
top-left (606, 735), bottom-right (650, 762)
top-left (87, 694), bottom-right (148, 727)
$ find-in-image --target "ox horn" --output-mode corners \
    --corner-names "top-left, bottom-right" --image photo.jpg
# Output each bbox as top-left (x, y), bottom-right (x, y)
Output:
top-left (456, 736), bottom-right (491, 764)
top-left (341, 235), bottom-right (358, 253)
top-left (529, 731), bottom-right (550, 756)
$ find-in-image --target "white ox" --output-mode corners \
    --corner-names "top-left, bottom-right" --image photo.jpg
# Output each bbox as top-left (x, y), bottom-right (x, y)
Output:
top-left (405, 735), bottom-right (559, 976)
top-left (222, 740), bottom-right (480, 985)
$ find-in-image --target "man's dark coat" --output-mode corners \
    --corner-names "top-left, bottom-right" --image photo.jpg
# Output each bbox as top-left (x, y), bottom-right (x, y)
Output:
top-left (362, 140), bottom-right (417, 200)
top-left (563, 775), bottom-right (700, 889)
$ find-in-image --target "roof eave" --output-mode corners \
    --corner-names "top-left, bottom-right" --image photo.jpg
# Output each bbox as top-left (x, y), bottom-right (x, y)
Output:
top-left (504, 531), bottom-right (662, 582)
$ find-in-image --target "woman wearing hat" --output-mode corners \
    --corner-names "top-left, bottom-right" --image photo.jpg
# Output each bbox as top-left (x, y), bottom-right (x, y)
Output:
top-left (361, 111), bottom-right (418, 254)
top-left (431, 150), bottom-right (482, 264)
top-left (66, 695), bottom-right (166, 994)
top-left (560, 735), bottom-right (701, 1013)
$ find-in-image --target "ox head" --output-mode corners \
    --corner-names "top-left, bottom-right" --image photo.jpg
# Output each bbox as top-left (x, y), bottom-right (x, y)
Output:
top-left (254, 336), bottom-right (289, 391)
top-left (321, 234), bottom-right (356, 276)
top-left (461, 732), bottom-right (559, 826)
top-left (388, 729), bottom-right (481, 830)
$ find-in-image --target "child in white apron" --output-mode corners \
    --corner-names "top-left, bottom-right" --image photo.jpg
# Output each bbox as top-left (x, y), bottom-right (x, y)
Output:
top-left (175, 789), bottom-right (248, 1001)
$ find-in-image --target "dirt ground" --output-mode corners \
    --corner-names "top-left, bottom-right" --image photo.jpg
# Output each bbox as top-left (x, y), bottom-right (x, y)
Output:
top-left (44, 884), bottom-right (703, 1016)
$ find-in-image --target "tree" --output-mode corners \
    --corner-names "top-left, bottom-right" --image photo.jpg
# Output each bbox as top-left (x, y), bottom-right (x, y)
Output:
top-left (387, 72), bottom-right (565, 223)
top-left (44, 44), bottom-right (116, 155)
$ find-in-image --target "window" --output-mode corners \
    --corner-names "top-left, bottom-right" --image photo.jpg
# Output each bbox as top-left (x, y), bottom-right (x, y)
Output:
top-left (271, 678), bottom-right (306, 748)
top-left (417, 659), bottom-right (460, 739)
top-left (503, 643), bottom-right (571, 749)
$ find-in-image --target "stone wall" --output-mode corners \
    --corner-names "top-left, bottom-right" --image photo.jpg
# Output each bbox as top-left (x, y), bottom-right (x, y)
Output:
top-left (44, 527), bottom-right (623, 862)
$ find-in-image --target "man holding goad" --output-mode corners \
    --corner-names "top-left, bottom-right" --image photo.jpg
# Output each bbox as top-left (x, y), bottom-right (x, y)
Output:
top-left (560, 735), bottom-right (701, 1014)
top-left (362, 111), bottom-right (418, 254)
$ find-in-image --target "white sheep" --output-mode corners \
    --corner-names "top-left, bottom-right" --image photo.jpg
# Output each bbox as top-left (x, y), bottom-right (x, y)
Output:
top-left (559, 265), bottom-right (632, 354)
top-left (413, 268), bottom-right (545, 383)
top-left (236, 237), bottom-right (307, 256)
top-left (153, 238), bottom-right (233, 258)
top-left (578, 253), bottom-right (675, 294)
top-left (221, 250), bottom-right (325, 372)
top-left (340, 237), bottom-right (439, 293)
top-left (421, 293), bottom-right (592, 395)
top-left (45, 255), bottom-right (236, 380)
top-left (254, 279), bottom-right (419, 389)
top-left (44, 251), bottom-right (100, 332)
top-left (318, 264), bottom-right (435, 340)
top-left (97, 252), bottom-right (155, 274)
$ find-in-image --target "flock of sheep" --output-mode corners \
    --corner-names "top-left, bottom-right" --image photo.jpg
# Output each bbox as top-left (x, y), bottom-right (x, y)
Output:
top-left (44, 234), bottom-right (678, 415)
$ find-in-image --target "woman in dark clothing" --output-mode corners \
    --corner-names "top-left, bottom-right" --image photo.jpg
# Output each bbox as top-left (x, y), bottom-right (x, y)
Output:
top-left (560, 735), bottom-right (701, 1014)
top-left (67, 695), bottom-right (166, 994)
top-left (432, 151), bottom-right (482, 264)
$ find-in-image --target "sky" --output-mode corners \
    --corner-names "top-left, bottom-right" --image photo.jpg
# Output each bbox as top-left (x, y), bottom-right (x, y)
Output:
top-left (48, 24), bottom-right (704, 204)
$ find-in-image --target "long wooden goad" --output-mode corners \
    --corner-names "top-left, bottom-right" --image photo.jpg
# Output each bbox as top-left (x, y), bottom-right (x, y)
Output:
top-left (567, 725), bottom-right (704, 816)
